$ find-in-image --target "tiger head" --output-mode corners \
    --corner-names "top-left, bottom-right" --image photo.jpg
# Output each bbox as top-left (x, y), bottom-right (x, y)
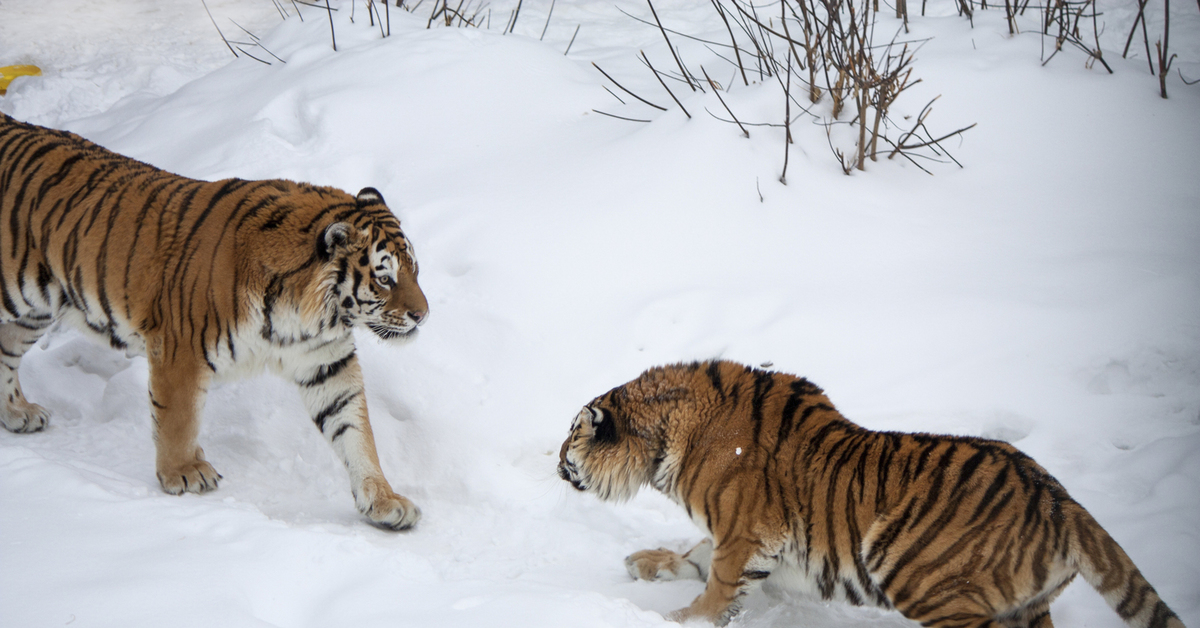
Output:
top-left (558, 367), bottom-right (693, 502)
top-left (315, 188), bottom-right (428, 343)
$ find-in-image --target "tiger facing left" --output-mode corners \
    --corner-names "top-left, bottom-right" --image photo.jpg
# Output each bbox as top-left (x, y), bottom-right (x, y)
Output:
top-left (0, 113), bottom-right (426, 530)
top-left (558, 361), bottom-right (1187, 628)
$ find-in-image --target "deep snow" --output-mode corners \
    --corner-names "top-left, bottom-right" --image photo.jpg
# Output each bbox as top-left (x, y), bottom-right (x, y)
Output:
top-left (2, 1), bottom-right (1198, 627)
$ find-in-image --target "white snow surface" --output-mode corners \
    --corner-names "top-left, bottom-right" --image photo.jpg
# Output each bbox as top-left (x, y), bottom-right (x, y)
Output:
top-left (2, 1), bottom-right (1198, 627)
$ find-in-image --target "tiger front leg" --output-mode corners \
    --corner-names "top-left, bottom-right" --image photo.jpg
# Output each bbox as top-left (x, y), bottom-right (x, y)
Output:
top-left (0, 316), bottom-right (54, 434)
top-left (667, 537), bottom-right (774, 627)
top-left (627, 538), bottom-right (713, 582)
top-left (294, 349), bottom-right (420, 531)
top-left (148, 350), bottom-right (222, 494)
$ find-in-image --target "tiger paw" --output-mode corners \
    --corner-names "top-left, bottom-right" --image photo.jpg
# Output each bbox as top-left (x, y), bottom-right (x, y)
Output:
top-left (666, 605), bottom-right (735, 627)
top-left (664, 608), bottom-right (690, 624)
top-left (157, 460), bottom-right (222, 495)
top-left (356, 478), bottom-right (421, 531)
top-left (363, 492), bottom-right (421, 531)
top-left (626, 548), bottom-right (701, 581)
top-left (1, 399), bottom-right (50, 433)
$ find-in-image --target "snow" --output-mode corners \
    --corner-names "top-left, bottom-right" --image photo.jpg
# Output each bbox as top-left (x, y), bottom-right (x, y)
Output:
top-left (2, 1), bottom-right (1198, 627)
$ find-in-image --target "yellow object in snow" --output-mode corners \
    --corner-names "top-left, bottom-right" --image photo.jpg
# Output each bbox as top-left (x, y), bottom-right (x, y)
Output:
top-left (0, 65), bottom-right (43, 95)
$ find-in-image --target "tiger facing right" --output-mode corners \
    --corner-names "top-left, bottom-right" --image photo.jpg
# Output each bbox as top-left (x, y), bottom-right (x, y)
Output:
top-left (558, 360), bottom-right (1187, 628)
top-left (0, 113), bottom-right (427, 529)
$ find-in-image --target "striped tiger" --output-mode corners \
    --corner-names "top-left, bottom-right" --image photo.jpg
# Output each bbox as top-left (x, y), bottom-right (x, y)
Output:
top-left (0, 113), bottom-right (427, 530)
top-left (558, 360), bottom-right (1186, 628)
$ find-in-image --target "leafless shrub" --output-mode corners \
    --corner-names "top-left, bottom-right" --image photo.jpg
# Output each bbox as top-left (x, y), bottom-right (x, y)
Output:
top-left (1030, 0), bottom-right (1112, 72)
top-left (595, 0), bottom-right (974, 177)
top-left (963, 0), bottom-right (1191, 96)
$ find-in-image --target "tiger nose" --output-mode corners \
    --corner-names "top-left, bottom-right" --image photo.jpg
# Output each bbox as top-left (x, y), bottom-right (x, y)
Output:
top-left (408, 310), bottom-right (427, 326)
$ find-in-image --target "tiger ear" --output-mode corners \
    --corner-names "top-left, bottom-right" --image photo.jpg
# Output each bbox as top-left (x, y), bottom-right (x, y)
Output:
top-left (356, 187), bottom-right (386, 206)
top-left (317, 222), bottom-right (354, 260)
top-left (590, 408), bottom-right (619, 444)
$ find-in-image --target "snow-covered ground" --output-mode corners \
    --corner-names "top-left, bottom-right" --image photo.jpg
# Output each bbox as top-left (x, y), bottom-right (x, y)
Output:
top-left (2, 1), bottom-right (1198, 627)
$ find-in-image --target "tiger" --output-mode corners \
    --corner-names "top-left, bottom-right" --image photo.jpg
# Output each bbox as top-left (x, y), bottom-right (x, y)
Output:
top-left (558, 360), bottom-right (1187, 628)
top-left (0, 112), bottom-right (427, 530)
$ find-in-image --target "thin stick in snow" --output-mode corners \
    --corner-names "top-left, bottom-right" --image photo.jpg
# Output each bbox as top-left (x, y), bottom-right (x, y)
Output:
top-left (1157, 0), bottom-right (1175, 97)
top-left (603, 85), bottom-right (627, 104)
top-left (564, 24), bottom-right (580, 55)
top-left (702, 66), bottom-right (748, 137)
top-left (201, 0), bottom-right (239, 58)
top-left (325, 0), bottom-right (337, 50)
top-left (507, 0), bottom-right (523, 34)
top-left (710, 0), bottom-right (749, 86)
top-left (646, 0), bottom-right (697, 91)
top-left (372, 1), bottom-right (386, 37)
top-left (229, 19), bottom-right (287, 63)
top-left (229, 18), bottom-right (261, 41)
top-left (592, 62), bottom-right (667, 111)
top-left (592, 109), bottom-right (652, 123)
top-left (642, 51), bottom-right (691, 118)
top-left (236, 45), bottom-right (272, 64)
top-left (780, 49), bottom-right (793, 184)
top-left (541, 0), bottom-right (556, 41)
top-left (893, 123), bottom-right (976, 153)
top-left (888, 96), bottom-right (937, 159)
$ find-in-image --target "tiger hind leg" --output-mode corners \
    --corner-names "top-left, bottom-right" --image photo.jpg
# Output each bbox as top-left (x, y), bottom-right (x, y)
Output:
top-left (895, 591), bottom-right (1014, 628)
top-left (996, 606), bottom-right (1054, 628)
top-left (1027, 609), bottom-right (1054, 628)
top-left (626, 538), bottom-right (713, 582)
top-left (148, 347), bottom-right (222, 494)
top-left (0, 315), bottom-right (54, 433)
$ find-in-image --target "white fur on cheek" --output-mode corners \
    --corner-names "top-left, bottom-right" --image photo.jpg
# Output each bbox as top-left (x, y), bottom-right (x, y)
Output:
top-left (580, 441), bottom-right (652, 503)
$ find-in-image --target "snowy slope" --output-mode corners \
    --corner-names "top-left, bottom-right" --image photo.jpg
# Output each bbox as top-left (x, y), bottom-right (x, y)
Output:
top-left (2, 1), bottom-right (1198, 627)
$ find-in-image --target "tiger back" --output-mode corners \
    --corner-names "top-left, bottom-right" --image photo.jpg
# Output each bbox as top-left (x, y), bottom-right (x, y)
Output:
top-left (558, 360), bottom-right (1186, 628)
top-left (0, 112), bottom-right (428, 530)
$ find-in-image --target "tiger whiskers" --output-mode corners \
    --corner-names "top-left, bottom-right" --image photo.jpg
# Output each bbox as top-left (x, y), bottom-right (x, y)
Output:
top-left (366, 321), bottom-right (419, 343)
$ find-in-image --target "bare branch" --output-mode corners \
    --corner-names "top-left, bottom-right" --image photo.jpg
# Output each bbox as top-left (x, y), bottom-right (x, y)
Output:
top-left (324, 0), bottom-right (337, 50)
top-left (702, 66), bottom-right (750, 137)
top-left (564, 24), bottom-right (581, 55)
top-left (592, 109), bottom-right (652, 123)
top-left (894, 122), bottom-right (976, 152)
top-left (781, 48), bottom-right (794, 184)
top-left (201, 0), bottom-right (239, 58)
top-left (646, 0), bottom-right (697, 91)
top-left (540, 0), bottom-right (556, 40)
top-left (592, 62), bottom-right (668, 111)
top-left (236, 45), bottom-right (272, 65)
top-left (642, 51), bottom-right (692, 118)
top-left (711, 0), bottom-right (749, 85)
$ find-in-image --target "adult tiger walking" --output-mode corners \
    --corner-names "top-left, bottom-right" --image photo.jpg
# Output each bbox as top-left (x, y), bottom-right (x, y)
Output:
top-left (0, 113), bottom-right (426, 530)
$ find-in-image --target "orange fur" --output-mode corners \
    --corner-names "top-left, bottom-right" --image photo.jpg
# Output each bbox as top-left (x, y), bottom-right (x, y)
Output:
top-left (559, 361), bottom-right (1186, 628)
top-left (1, 113), bottom-right (427, 530)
